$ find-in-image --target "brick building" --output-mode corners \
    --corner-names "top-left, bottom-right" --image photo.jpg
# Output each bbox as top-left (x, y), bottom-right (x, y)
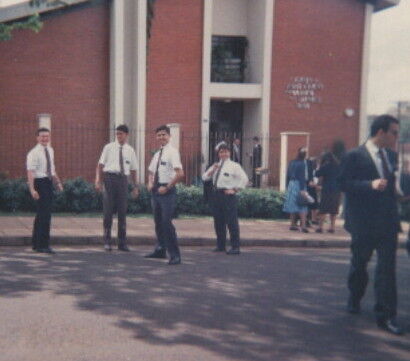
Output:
top-left (0, 0), bottom-right (399, 188)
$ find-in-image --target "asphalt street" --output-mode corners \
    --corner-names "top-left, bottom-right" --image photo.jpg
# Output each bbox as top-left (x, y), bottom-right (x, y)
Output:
top-left (0, 247), bottom-right (409, 361)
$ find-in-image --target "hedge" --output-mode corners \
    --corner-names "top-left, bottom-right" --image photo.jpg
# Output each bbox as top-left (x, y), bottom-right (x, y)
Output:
top-left (0, 177), bottom-right (287, 219)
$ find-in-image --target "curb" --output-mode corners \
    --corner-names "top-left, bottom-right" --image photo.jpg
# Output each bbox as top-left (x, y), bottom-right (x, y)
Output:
top-left (0, 236), bottom-right (407, 249)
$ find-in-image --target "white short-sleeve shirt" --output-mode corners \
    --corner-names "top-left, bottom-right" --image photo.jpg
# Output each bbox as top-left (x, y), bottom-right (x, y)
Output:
top-left (202, 159), bottom-right (248, 190)
top-left (148, 142), bottom-right (183, 184)
top-left (98, 141), bottom-right (138, 176)
top-left (26, 143), bottom-right (56, 178)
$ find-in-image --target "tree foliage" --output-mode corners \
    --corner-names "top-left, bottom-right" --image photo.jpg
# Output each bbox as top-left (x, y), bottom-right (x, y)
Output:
top-left (0, 14), bottom-right (43, 41)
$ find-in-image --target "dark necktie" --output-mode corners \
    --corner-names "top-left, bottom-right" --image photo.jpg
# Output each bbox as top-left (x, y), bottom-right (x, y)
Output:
top-left (44, 147), bottom-right (52, 179)
top-left (119, 146), bottom-right (125, 175)
top-left (378, 149), bottom-right (391, 179)
top-left (153, 147), bottom-right (163, 187)
top-left (213, 160), bottom-right (225, 187)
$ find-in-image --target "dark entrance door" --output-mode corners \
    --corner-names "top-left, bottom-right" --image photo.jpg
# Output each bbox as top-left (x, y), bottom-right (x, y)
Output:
top-left (209, 100), bottom-right (243, 164)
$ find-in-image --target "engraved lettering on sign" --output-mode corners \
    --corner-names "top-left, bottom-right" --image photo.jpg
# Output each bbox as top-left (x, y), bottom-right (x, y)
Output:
top-left (286, 77), bottom-right (324, 109)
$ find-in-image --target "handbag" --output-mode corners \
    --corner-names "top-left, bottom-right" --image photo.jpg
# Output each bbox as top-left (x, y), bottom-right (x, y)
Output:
top-left (203, 179), bottom-right (213, 203)
top-left (296, 191), bottom-right (314, 206)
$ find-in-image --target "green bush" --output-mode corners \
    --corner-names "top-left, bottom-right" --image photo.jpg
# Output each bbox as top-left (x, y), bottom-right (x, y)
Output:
top-left (0, 177), bottom-right (288, 219)
top-left (53, 178), bottom-right (101, 213)
top-left (176, 184), bottom-right (211, 215)
top-left (0, 178), bottom-right (34, 212)
top-left (237, 188), bottom-right (286, 219)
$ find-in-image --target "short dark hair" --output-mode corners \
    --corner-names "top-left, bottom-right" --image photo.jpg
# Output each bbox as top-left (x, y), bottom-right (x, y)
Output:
top-left (370, 114), bottom-right (399, 137)
top-left (155, 125), bottom-right (170, 134)
top-left (37, 127), bottom-right (50, 136)
top-left (296, 147), bottom-right (307, 161)
top-left (217, 144), bottom-right (230, 153)
top-left (253, 136), bottom-right (259, 142)
top-left (116, 124), bottom-right (129, 134)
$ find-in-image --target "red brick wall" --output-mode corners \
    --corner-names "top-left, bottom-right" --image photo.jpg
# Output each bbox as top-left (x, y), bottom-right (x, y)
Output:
top-left (270, 0), bottom-right (365, 184)
top-left (146, 0), bottom-right (203, 182)
top-left (0, 3), bottom-right (110, 180)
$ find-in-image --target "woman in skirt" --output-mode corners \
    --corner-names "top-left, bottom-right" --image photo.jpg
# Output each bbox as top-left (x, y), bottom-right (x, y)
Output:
top-left (315, 152), bottom-right (342, 233)
top-left (283, 147), bottom-right (309, 233)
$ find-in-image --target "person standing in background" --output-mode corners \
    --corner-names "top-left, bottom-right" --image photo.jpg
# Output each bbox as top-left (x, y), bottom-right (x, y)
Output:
top-left (252, 136), bottom-right (262, 188)
top-left (232, 138), bottom-right (241, 164)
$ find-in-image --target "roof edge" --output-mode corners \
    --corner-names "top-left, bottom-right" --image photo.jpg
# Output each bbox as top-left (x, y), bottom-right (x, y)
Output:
top-left (0, 0), bottom-right (91, 23)
top-left (372, 0), bottom-right (401, 12)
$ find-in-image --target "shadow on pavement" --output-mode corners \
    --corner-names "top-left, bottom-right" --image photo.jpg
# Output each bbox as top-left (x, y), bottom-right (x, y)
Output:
top-left (0, 247), bottom-right (409, 361)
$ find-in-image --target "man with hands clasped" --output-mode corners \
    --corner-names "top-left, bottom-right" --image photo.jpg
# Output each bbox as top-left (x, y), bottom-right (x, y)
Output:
top-left (203, 143), bottom-right (248, 255)
top-left (27, 128), bottom-right (63, 254)
top-left (95, 124), bottom-right (139, 252)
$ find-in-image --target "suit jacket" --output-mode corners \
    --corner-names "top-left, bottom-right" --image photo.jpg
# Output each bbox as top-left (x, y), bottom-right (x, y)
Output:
top-left (252, 144), bottom-right (262, 168)
top-left (232, 144), bottom-right (241, 163)
top-left (338, 145), bottom-right (400, 237)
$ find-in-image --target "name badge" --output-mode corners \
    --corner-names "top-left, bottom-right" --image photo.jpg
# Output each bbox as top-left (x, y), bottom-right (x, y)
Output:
top-left (125, 160), bottom-right (130, 164)
top-left (161, 161), bottom-right (167, 166)
top-left (223, 173), bottom-right (230, 177)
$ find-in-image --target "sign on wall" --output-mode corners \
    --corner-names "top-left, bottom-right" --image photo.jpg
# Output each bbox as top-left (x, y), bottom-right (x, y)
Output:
top-left (286, 77), bottom-right (324, 109)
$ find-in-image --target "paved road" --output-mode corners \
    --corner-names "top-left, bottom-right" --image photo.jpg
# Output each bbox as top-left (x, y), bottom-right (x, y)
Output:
top-left (0, 247), bottom-right (409, 361)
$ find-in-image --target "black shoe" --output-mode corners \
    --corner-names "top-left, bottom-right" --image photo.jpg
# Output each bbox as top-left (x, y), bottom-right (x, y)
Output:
top-left (37, 247), bottom-right (55, 254)
top-left (104, 244), bottom-right (112, 252)
top-left (301, 228), bottom-right (309, 233)
top-left (377, 318), bottom-right (404, 336)
top-left (226, 248), bottom-right (240, 255)
top-left (347, 296), bottom-right (361, 314)
top-left (118, 244), bottom-right (130, 252)
top-left (144, 249), bottom-right (167, 259)
top-left (213, 247), bottom-right (226, 252)
top-left (168, 256), bottom-right (181, 265)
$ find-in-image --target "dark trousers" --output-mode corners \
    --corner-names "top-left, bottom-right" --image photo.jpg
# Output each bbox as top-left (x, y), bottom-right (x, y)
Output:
top-left (32, 178), bottom-right (53, 249)
top-left (211, 191), bottom-right (240, 250)
top-left (103, 173), bottom-right (128, 244)
top-left (152, 188), bottom-right (180, 258)
top-left (348, 233), bottom-right (398, 320)
top-left (252, 170), bottom-right (261, 188)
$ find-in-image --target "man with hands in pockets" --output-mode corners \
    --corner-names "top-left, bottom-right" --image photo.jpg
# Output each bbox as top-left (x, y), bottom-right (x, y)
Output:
top-left (203, 143), bottom-right (248, 255)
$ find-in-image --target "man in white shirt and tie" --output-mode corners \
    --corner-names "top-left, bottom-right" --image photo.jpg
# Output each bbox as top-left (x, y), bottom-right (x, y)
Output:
top-left (27, 127), bottom-right (63, 254)
top-left (145, 125), bottom-right (184, 265)
top-left (202, 143), bottom-right (248, 254)
top-left (95, 124), bottom-right (139, 252)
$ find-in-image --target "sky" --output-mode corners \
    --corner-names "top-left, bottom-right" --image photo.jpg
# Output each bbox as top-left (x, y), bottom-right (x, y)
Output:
top-left (367, 0), bottom-right (410, 114)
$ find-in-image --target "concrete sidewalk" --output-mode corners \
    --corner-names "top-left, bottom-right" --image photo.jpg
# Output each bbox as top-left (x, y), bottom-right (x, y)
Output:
top-left (0, 215), bottom-right (408, 248)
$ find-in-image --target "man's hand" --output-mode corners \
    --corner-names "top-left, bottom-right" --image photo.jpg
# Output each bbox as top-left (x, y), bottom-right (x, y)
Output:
top-left (30, 189), bottom-right (40, 200)
top-left (95, 180), bottom-right (103, 192)
top-left (372, 178), bottom-right (388, 191)
top-left (56, 182), bottom-right (63, 192)
top-left (224, 189), bottom-right (236, 195)
top-left (131, 187), bottom-right (139, 199)
top-left (147, 183), bottom-right (153, 192)
top-left (158, 186), bottom-right (168, 195)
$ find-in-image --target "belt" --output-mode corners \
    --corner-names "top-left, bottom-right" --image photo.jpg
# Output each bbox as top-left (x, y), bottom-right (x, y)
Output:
top-left (105, 172), bottom-right (127, 177)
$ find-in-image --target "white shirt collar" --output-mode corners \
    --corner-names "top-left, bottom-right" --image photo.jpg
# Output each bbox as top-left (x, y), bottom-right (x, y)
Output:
top-left (36, 143), bottom-right (50, 150)
top-left (115, 141), bottom-right (127, 148)
top-left (366, 139), bottom-right (383, 155)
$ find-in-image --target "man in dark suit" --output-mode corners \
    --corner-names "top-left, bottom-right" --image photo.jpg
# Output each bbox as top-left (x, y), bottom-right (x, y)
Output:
top-left (252, 136), bottom-right (262, 188)
top-left (339, 114), bottom-right (403, 335)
